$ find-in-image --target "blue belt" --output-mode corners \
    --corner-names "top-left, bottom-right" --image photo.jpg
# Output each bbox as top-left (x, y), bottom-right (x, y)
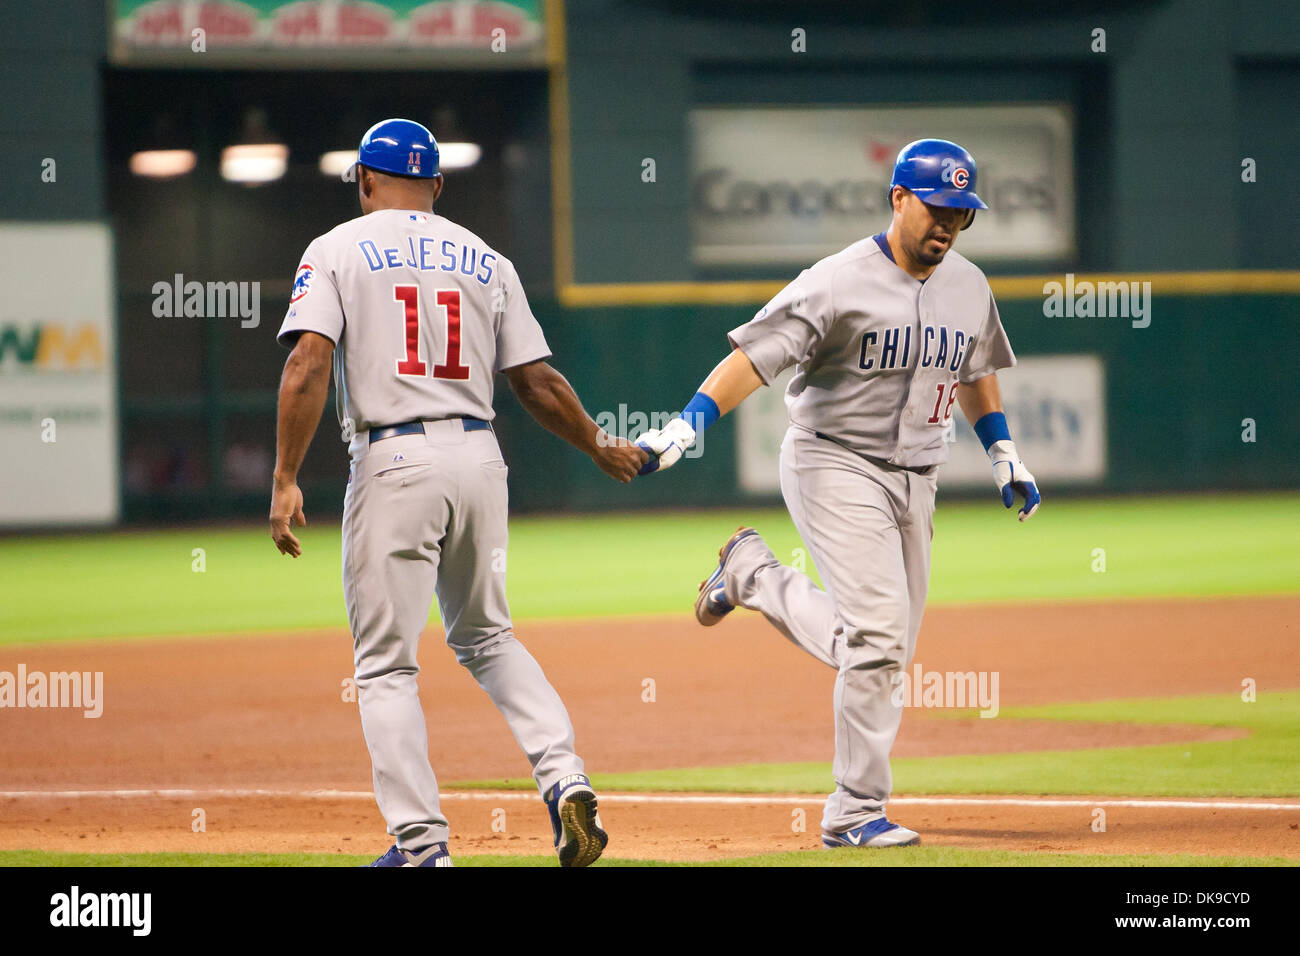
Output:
top-left (368, 418), bottom-right (491, 443)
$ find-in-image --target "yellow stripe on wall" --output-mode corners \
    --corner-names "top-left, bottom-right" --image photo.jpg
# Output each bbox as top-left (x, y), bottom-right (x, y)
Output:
top-left (559, 271), bottom-right (1300, 308)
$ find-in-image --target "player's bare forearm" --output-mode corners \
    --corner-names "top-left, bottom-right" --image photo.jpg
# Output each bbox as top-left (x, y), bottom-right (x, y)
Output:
top-left (956, 373), bottom-right (1004, 425)
top-left (274, 332), bottom-right (334, 482)
top-left (270, 332), bottom-right (332, 557)
top-left (697, 347), bottom-right (764, 416)
top-left (505, 359), bottom-right (646, 482)
top-left (505, 359), bottom-right (602, 451)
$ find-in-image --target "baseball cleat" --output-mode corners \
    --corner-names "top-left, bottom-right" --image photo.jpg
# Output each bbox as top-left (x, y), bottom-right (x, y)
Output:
top-left (365, 842), bottom-right (454, 867)
top-left (544, 773), bottom-right (608, 868)
top-left (822, 817), bottom-right (920, 849)
top-left (695, 526), bottom-right (760, 626)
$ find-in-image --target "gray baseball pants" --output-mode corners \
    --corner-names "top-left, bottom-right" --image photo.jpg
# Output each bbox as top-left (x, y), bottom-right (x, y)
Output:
top-left (342, 419), bottom-right (585, 851)
top-left (724, 424), bottom-right (937, 834)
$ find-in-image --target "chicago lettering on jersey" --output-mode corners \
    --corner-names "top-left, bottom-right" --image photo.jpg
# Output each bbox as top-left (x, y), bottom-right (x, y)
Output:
top-left (920, 325), bottom-right (972, 372)
top-left (859, 324), bottom-right (974, 375)
top-left (857, 327), bottom-right (972, 374)
top-left (860, 326), bottom-right (911, 371)
top-left (357, 237), bottom-right (496, 285)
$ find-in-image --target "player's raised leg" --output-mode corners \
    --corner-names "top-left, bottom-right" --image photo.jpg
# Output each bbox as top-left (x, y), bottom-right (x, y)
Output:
top-left (435, 427), bottom-right (608, 867)
top-left (343, 433), bottom-right (454, 861)
top-left (701, 526), bottom-right (841, 669)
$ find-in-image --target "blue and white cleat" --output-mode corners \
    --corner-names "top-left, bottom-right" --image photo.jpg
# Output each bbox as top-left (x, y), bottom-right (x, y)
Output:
top-left (822, 817), bottom-right (921, 849)
top-left (366, 842), bottom-right (454, 867)
top-left (545, 773), bottom-right (608, 868)
top-left (694, 526), bottom-right (760, 627)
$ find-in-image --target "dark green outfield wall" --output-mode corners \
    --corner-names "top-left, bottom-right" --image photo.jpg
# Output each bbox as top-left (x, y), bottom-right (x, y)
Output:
top-left (133, 288), bottom-right (1293, 522)
top-left (474, 293), bottom-right (1300, 513)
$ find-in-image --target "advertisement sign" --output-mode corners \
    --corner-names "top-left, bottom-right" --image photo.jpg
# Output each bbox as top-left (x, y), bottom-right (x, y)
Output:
top-left (737, 355), bottom-right (1105, 494)
top-left (112, 1), bottom-right (544, 61)
top-left (0, 224), bottom-right (120, 526)
top-left (691, 105), bottom-right (1075, 267)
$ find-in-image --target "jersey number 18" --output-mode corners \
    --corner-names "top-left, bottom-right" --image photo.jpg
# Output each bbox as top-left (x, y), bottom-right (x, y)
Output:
top-left (927, 381), bottom-right (959, 425)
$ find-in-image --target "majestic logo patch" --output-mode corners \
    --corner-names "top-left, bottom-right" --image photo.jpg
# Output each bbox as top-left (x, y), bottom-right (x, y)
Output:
top-left (290, 264), bottom-right (314, 303)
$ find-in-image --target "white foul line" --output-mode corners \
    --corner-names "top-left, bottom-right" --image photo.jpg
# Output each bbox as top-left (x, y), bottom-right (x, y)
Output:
top-left (1, 788), bottom-right (1298, 811)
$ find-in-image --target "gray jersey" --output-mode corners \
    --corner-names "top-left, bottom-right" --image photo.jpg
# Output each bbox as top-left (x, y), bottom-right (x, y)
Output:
top-left (728, 237), bottom-right (1014, 468)
top-left (278, 209), bottom-right (550, 435)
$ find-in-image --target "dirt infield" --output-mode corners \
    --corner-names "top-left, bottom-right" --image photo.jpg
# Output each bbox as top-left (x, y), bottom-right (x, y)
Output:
top-left (4, 792), bottom-right (1299, 861)
top-left (2, 595), bottom-right (1297, 861)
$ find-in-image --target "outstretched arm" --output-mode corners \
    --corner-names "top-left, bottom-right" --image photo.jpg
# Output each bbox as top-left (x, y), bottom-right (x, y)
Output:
top-left (504, 359), bottom-right (647, 483)
top-left (957, 373), bottom-right (1041, 521)
top-left (636, 346), bottom-right (764, 475)
top-left (697, 348), bottom-right (765, 415)
top-left (271, 331), bottom-right (334, 556)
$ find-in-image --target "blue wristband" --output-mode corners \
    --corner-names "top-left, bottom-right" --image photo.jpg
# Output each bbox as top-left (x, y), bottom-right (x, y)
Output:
top-left (680, 392), bottom-right (721, 433)
top-left (973, 411), bottom-right (1011, 451)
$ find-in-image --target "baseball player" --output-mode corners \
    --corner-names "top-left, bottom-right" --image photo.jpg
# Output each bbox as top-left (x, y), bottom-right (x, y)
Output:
top-left (269, 118), bottom-right (646, 867)
top-left (637, 139), bottom-right (1040, 848)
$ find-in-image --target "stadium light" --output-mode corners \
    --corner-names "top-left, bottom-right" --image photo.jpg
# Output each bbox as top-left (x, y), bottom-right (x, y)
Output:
top-left (221, 108), bottom-right (288, 185)
top-left (319, 150), bottom-right (358, 178)
top-left (438, 142), bottom-right (482, 170)
top-left (129, 149), bottom-right (198, 179)
top-left (318, 142), bottom-right (481, 177)
top-left (221, 144), bottom-right (289, 184)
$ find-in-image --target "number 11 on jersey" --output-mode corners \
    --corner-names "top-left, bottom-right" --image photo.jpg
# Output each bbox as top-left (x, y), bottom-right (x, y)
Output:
top-left (394, 285), bottom-right (471, 381)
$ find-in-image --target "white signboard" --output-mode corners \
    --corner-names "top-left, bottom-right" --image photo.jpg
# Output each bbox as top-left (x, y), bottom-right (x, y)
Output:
top-left (737, 355), bottom-right (1105, 494)
top-left (691, 105), bottom-right (1075, 267)
top-left (0, 224), bottom-right (120, 526)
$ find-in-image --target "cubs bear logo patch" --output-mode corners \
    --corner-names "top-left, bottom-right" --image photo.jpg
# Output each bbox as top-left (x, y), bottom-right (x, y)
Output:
top-left (290, 263), bottom-right (314, 303)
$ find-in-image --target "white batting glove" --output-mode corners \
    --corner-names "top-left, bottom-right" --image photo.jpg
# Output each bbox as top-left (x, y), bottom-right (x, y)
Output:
top-left (636, 417), bottom-right (697, 475)
top-left (988, 439), bottom-right (1041, 521)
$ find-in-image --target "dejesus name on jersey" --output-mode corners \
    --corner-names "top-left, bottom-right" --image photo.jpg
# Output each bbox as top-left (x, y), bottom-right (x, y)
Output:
top-left (278, 209), bottom-right (550, 437)
top-left (728, 237), bottom-right (1015, 469)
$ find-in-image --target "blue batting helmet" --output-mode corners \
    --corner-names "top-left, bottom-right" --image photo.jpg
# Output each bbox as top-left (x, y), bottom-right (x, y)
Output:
top-left (356, 118), bottom-right (440, 179)
top-left (889, 139), bottom-right (988, 229)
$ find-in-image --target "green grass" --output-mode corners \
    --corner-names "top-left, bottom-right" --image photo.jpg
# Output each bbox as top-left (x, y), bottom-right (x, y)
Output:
top-left (0, 848), bottom-right (1291, 867)
top-left (452, 692), bottom-right (1300, 798)
top-left (2, 493), bottom-right (1298, 644)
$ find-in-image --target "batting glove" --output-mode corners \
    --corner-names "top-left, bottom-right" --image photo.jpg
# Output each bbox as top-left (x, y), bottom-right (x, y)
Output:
top-left (636, 417), bottom-right (697, 475)
top-left (988, 439), bottom-right (1041, 521)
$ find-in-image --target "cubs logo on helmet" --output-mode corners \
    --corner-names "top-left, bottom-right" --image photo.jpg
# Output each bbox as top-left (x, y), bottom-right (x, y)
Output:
top-left (888, 138), bottom-right (988, 230)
